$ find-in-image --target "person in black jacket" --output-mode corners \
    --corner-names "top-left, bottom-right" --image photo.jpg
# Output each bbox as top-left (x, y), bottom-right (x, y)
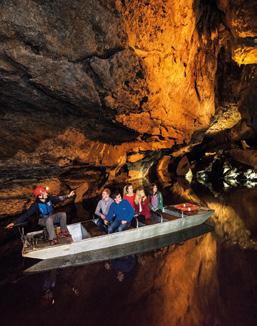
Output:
top-left (6, 186), bottom-right (75, 245)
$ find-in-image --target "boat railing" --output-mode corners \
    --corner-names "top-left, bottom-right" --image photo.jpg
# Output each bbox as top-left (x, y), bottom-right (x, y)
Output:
top-left (153, 210), bottom-right (164, 223)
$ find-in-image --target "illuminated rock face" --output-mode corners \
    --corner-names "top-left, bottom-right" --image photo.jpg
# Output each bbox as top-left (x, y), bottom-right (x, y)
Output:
top-left (0, 0), bottom-right (224, 215)
top-left (217, 1), bottom-right (257, 135)
top-left (1, 0), bottom-right (256, 217)
top-left (0, 0), bottom-right (219, 160)
top-left (217, 0), bottom-right (257, 38)
top-left (115, 0), bottom-right (219, 142)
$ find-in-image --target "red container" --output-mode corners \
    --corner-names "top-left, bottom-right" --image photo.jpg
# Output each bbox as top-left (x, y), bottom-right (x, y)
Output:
top-left (174, 203), bottom-right (199, 215)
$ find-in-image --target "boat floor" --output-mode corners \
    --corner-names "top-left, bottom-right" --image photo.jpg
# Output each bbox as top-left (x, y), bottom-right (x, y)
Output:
top-left (23, 234), bottom-right (73, 255)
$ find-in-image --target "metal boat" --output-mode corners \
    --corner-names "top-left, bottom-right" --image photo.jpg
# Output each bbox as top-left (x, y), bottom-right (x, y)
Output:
top-left (23, 205), bottom-right (214, 273)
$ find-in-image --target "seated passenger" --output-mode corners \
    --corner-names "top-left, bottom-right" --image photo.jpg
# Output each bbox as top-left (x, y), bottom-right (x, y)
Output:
top-left (94, 188), bottom-right (114, 233)
top-left (6, 186), bottom-right (75, 245)
top-left (149, 183), bottom-right (164, 212)
top-left (123, 183), bottom-right (136, 209)
top-left (134, 187), bottom-right (151, 223)
top-left (106, 190), bottom-right (134, 233)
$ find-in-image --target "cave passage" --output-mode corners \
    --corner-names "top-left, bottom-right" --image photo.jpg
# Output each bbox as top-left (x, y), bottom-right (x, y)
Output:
top-left (1, 0), bottom-right (257, 325)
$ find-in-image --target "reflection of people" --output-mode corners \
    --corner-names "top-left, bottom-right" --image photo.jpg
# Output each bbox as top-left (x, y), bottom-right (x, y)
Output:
top-left (123, 183), bottom-right (136, 209)
top-left (6, 186), bottom-right (75, 245)
top-left (41, 270), bottom-right (57, 306)
top-left (94, 188), bottom-right (114, 233)
top-left (108, 255), bottom-right (137, 282)
top-left (41, 269), bottom-right (79, 306)
top-left (135, 187), bottom-right (151, 222)
top-left (106, 190), bottom-right (134, 233)
top-left (149, 184), bottom-right (164, 212)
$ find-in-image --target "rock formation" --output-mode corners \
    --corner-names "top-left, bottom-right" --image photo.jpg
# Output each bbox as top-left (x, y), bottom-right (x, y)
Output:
top-left (0, 0), bottom-right (256, 217)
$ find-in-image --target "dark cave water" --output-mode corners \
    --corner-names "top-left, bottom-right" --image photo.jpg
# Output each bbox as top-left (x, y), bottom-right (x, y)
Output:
top-left (0, 180), bottom-right (257, 326)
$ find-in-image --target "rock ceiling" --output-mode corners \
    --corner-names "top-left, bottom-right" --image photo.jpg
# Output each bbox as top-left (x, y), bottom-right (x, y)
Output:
top-left (0, 0), bottom-right (257, 216)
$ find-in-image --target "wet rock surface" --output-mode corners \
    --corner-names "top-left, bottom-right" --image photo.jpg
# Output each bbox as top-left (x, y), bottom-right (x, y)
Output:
top-left (0, 0), bottom-right (217, 159)
top-left (1, 0), bottom-right (257, 220)
top-left (1, 2), bottom-right (257, 323)
top-left (0, 0), bottom-right (229, 218)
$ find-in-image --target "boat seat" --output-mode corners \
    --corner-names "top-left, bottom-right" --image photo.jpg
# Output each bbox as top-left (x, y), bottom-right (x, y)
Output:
top-left (25, 222), bottom-right (64, 243)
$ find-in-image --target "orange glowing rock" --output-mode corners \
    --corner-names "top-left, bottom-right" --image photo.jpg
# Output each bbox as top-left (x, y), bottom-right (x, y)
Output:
top-left (233, 46), bottom-right (257, 65)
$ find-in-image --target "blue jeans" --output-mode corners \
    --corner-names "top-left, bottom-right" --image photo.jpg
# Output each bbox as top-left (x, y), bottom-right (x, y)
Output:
top-left (108, 219), bottom-right (130, 234)
top-left (93, 214), bottom-right (108, 233)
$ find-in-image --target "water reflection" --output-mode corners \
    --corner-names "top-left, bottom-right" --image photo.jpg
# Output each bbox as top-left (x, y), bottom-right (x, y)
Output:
top-left (157, 180), bottom-right (257, 325)
top-left (1, 177), bottom-right (257, 325)
top-left (192, 184), bottom-right (257, 249)
top-left (160, 177), bottom-right (257, 249)
top-left (105, 255), bottom-right (137, 282)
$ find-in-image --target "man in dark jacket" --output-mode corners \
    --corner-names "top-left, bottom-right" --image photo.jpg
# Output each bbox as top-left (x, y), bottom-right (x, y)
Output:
top-left (6, 186), bottom-right (75, 245)
top-left (105, 190), bottom-right (134, 233)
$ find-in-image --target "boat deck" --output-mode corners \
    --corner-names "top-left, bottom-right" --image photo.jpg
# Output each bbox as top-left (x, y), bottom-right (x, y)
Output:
top-left (23, 231), bottom-right (73, 255)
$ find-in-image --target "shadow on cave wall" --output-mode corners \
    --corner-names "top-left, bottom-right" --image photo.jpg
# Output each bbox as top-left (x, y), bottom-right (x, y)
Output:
top-left (0, 0), bottom-right (149, 160)
top-left (0, 97), bottom-right (139, 160)
top-left (193, 0), bottom-right (224, 36)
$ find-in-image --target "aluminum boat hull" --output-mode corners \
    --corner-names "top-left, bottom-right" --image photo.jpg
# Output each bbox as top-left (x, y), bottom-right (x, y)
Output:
top-left (23, 208), bottom-right (214, 273)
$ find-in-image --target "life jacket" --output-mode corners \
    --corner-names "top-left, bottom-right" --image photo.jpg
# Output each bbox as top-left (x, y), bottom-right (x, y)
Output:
top-left (37, 200), bottom-right (54, 218)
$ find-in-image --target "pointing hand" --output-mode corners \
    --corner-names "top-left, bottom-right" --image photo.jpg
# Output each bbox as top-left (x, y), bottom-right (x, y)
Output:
top-left (68, 190), bottom-right (76, 198)
top-left (6, 223), bottom-right (14, 229)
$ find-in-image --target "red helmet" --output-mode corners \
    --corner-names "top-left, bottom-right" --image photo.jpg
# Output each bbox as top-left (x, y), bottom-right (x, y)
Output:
top-left (33, 186), bottom-right (47, 197)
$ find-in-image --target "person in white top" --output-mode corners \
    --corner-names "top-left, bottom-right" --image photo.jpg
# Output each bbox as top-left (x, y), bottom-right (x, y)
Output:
top-left (94, 188), bottom-right (113, 233)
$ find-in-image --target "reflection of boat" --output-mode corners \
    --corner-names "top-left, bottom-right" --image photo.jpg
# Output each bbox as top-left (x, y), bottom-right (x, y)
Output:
top-left (23, 205), bottom-right (214, 273)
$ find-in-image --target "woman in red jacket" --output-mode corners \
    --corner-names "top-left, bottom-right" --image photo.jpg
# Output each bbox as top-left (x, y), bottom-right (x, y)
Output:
top-left (123, 183), bottom-right (136, 209)
top-left (134, 186), bottom-right (151, 223)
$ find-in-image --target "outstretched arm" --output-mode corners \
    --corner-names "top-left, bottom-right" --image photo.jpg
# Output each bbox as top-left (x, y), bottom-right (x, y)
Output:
top-left (6, 203), bottom-right (38, 229)
top-left (50, 191), bottom-right (75, 204)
